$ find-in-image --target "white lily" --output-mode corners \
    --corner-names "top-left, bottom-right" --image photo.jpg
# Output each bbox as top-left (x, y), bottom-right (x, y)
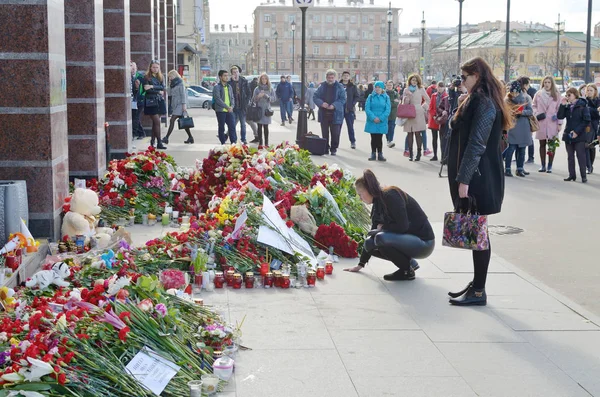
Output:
top-left (8, 391), bottom-right (47, 397)
top-left (1, 372), bottom-right (24, 383)
top-left (19, 357), bottom-right (54, 382)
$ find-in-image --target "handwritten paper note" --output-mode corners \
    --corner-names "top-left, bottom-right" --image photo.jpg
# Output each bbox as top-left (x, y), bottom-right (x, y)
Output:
top-left (125, 347), bottom-right (180, 396)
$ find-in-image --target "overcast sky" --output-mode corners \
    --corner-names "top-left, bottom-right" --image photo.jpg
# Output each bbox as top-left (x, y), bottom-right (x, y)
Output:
top-left (209, 0), bottom-right (598, 34)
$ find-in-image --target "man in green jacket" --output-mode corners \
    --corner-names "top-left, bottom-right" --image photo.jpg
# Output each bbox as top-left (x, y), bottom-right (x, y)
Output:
top-left (386, 80), bottom-right (400, 148)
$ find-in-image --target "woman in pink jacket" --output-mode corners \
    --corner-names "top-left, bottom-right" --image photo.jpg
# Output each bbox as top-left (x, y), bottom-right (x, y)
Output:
top-left (532, 76), bottom-right (562, 173)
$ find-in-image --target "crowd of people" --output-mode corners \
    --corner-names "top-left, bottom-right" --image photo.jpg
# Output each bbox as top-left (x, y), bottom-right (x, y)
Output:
top-left (129, 59), bottom-right (600, 184)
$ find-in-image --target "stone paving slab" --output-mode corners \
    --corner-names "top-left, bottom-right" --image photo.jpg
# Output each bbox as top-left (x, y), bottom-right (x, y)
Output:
top-left (120, 117), bottom-right (600, 396)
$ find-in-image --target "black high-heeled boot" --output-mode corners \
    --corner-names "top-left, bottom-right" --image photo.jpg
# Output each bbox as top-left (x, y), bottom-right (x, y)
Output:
top-left (408, 148), bottom-right (414, 161)
top-left (415, 149), bottom-right (422, 162)
top-left (448, 281), bottom-right (473, 298)
top-left (264, 130), bottom-right (269, 147)
top-left (449, 286), bottom-right (486, 306)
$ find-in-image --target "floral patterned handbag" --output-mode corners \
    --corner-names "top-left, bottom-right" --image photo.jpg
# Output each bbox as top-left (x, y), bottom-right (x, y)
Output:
top-left (442, 198), bottom-right (489, 251)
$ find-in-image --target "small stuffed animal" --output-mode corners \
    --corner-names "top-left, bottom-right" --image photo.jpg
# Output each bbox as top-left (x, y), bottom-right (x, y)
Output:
top-left (61, 188), bottom-right (113, 248)
top-left (25, 262), bottom-right (71, 290)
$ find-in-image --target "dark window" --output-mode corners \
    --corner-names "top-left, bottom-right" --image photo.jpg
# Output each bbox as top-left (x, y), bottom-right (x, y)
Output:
top-left (177, 54), bottom-right (185, 65)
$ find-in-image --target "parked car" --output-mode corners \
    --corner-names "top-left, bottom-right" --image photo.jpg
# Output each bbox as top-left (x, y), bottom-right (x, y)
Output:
top-left (569, 80), bottom-right (586, 89)
top-left (187, 88), bottom-right (212, 109)
top-left (188, 85), bottom-right (213, 96)
top-left (530, 83), bottom-right (540, 91)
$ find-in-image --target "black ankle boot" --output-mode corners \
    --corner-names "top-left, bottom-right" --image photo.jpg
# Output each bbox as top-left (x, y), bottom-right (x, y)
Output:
top-left (383, 268), bottom-right (415, 281)
top-left (408, 149), bottom-right (414, 161)
top-left (448, 281), bottom-right (473, 298)
top-left (449, 287), bottom-right (486, 306)
top-left (264, 131), bottom-right (269, 147)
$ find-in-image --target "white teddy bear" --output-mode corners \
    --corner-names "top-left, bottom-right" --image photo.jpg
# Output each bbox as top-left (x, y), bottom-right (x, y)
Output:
top-left (61, 188), bottom-right (113, 248)
top-left (25, 262), bottom-right (71, 290)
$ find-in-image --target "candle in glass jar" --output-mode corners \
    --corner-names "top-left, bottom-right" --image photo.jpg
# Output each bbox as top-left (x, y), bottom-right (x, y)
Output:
top-left (273, 271), bottom-right (282, 288)
top-left (162, 213), bottom-right (170, 226)
top-left (232, 273), bottom-right (242, 289)
top-left (260, 262), bottom-right (269, 276)
top-left (245, 272), bottom-right (255, 288)
top-left (316, 266), bottom-right (326, 280)
top-left (264, 272), bottom-right (274, 288)
top-left (325, 261), bottom-right (334, 275)
top-left (307, 270), bottom-right (317, 287)
top-left (214, 272), bottom-right (225, 288)
top-left (226, 269), bottom-right (235, 285)
top-left (281, 275), bottom-right (290, 289)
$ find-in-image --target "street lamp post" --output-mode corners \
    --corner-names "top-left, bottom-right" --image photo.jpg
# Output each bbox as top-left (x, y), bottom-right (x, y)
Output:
top-left (387, 3), bottom-right (392, 81)
top-left (555, 14), bottom-right (564, 85)
top-left (584, 0), bottom-right (592, 83)
top-left (421, 12), bottom-right (426, 77)
top-left (295, 5), bottom-right (309, 145)
top-left (456, 0), bottom-right (465, 69)
top-left (504, 0), bottom-right (510, 83)
top-left (274, 31), bottom-right (279, 75)
top-left (257, 43), bottom-right (261, 74)
top-left (265, 39), bottom-right (269, 74)
top-left (291, 21), bottom-right (296, 75)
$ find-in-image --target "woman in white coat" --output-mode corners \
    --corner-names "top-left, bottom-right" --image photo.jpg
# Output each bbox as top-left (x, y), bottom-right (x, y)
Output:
top-left (532, 76), bottom-right (562, 173)
top-left (402, 74), bottom-right (430, 161)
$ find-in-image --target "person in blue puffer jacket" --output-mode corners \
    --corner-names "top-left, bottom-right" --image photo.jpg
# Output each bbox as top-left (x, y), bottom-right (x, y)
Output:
top-left (364, 81), bottom-right (391, 161)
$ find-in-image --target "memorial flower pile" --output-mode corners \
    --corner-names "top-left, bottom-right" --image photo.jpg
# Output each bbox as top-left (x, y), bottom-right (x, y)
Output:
top-left (0, 244), bottom-right (236, 396)
top-left (92, 143), bottom-right (371, 277)
top-left (84, 147), bottom-right (177, 222)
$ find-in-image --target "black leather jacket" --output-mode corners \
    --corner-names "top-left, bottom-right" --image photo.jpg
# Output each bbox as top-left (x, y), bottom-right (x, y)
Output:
top-left (448, 93), bottom-right (504, 215)
top-left (141, 75), bottom-right (165, 98)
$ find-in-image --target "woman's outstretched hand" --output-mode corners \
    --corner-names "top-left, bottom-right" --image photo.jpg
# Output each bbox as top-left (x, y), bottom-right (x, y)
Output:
top-left (344, 265), bottom-right (363, 272)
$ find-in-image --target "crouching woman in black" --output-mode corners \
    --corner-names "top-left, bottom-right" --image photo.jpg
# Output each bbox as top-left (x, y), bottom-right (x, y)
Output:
top-left (344, 169), bottom-right (435, 280)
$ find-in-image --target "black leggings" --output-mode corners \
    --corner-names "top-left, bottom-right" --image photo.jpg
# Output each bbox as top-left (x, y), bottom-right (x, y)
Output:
top-left (472, 240), bottom-right (491, 290)
top-left (359, 232), bottom-right (435, 271)
top-left (431, 129), bottom-right (439, 157)
top-left (257, 124), bottom-right (269, 146)
top-left (165, 115), bottom-right (192, 140)
top-left (370, 134), bottom-right (383, 153)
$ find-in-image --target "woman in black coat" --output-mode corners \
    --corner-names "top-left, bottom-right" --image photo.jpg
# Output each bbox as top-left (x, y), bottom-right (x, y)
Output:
top-left (446, 57), bottom-right (513, 306)
top-left (558, 88), bottom-right (592, 183)
top-left (344, 169), bottom-right (435, 281)
top-left (584, 84), bottom-right (600, 174)
top-left (141, 61), bottom-right (167, 149)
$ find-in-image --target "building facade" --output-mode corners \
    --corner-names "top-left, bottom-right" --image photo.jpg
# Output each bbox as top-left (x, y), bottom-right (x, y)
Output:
top-left (176, 0), bottom-right (210, 84)
top-left (209, 26), bottom-right (254, 74)
top-left (431, 30), bottom-right (600, 83)
top-left (252, 1), bottom-right (401, 83)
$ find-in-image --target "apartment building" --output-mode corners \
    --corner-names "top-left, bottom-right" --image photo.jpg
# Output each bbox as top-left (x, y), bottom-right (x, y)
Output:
top-left (251, 0), bottom-right (401, 83)
top-left (210, 25), bottom-right (254, 74)
top-left (176, 0), bottom-right (211, 84)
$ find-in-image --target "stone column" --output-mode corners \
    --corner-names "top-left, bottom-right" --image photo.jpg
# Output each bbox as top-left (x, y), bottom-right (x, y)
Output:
top-left (166, 0), bottom-right (175, 72)
top-left (130, 0), bottom-right (154, 72)
top-left (159, 0), bottom-right (167, 74)
top-left (153, 0), bottom-right (160, 66)
top-left (0, 0), bottom-right (69, 239)
top-left (65, 0), bottom-right (106, 179)
top-left (104, 0), bottom-right (132, 159)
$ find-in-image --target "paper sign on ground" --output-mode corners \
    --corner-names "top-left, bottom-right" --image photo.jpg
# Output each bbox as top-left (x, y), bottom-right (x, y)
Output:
top-left (231, 210), bottom-right (248, 240)
top-left (125, 347), bottom-right (180, 396)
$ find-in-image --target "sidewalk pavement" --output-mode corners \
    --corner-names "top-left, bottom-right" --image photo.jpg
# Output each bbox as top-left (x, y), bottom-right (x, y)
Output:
top-left (126, 222), bottom-right (600, 397)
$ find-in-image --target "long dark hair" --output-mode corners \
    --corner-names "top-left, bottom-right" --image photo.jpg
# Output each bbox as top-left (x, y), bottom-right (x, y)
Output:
top-left (456, 57), bottom-right (513, 131)
top-left (355, 169), bottom-right (406, 207)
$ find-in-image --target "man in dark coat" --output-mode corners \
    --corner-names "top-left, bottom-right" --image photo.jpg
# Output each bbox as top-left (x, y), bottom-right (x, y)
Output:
top-left (229, 65), bottom-right (251, 144)
top-left (276, 75), bottom-right (294, 126)
top-left (313, 69), bottom-right (347, 155)
top-left (130, 61), bottom-right (146, 139)
top-left (340, 71), bottom-right (359, 149)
